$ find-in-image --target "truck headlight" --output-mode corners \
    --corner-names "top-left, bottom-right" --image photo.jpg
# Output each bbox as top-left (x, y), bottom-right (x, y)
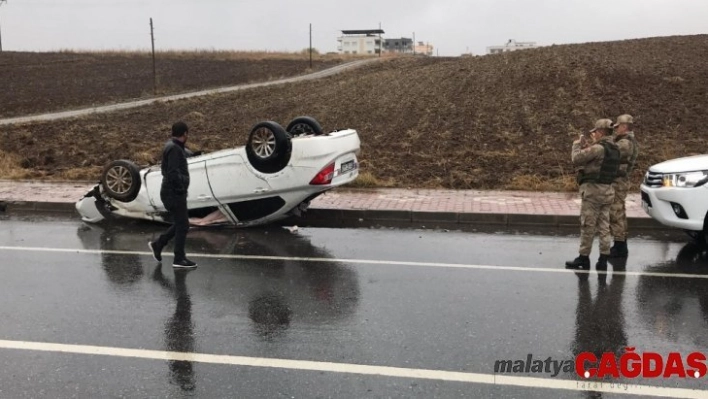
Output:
top-left (662, 171), bottom-right (708, 187)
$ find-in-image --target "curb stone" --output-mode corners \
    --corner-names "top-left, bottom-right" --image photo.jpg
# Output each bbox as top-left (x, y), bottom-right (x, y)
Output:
top-left (0, 200), bottom-right (663, 230)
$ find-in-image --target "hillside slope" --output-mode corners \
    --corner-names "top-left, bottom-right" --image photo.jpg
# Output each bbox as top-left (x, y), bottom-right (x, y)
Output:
top-left (1, 35), bottom-right (706, 191)
top-left (0, 51), bottom-right (345, 118)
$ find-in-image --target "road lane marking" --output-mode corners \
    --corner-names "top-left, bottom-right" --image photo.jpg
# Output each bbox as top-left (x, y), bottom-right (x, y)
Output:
top-left (0, 339), bottom-right (704, 398)
top-left (0, 245), bottom-right (705, 279)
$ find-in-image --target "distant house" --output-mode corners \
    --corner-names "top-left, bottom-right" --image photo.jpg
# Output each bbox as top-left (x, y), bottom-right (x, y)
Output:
top-left (486, 39), bottom-right (537, 55)
top-left (337, 29), bottom-right (384, 55)
top-left (337, 30), bottom-right (433, 56)
top-left (383, 38), bottom-right (413, 54)
top-left (414, 41), bottom-right (434, 56)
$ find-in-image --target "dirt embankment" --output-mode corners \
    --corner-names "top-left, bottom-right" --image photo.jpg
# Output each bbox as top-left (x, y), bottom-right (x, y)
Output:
top-left (0, 51), bottom-right (346, 118)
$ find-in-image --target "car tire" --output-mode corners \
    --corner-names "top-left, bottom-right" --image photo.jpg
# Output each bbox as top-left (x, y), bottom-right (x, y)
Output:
top-left (286, 116), bottom-right (324, 136)
top-left (696, 231), bottom-right (708, 248)
top-left (676, 242), bottom-right (707, 268)
top-left (100, 160), bottom-right (142, 202)
top-left (700, 213), bottom-right (708, 248)
top-left (246, 121), bottom-right (292, 174)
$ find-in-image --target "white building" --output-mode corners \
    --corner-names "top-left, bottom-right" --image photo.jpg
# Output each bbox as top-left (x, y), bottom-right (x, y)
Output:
top-left (486, 39), bottom-right (537, 55)
top-left (337, 29), bottom-right (384, 55)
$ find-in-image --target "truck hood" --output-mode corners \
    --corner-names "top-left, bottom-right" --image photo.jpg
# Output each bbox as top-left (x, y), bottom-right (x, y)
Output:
top-left (649, 154), bottom-right (708, 174)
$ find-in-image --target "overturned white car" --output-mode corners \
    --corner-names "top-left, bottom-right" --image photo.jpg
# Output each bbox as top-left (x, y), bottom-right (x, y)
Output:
top-left (76, 117), bottom-right (360, 227)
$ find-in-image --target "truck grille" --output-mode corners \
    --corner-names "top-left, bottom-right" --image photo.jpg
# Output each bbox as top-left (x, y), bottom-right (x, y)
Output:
top-left (644, 171), bottom-right (663, 188)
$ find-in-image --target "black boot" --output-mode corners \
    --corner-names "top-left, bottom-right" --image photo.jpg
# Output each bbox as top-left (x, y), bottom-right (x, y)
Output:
top-left (596, 254), bottom-right (609, 271)
top-left (565, 255), bottom-right (590, 270)
top-left (609, 241), bottom-right (628, 258)
top-left (608, 256), bottom-right (627, 272)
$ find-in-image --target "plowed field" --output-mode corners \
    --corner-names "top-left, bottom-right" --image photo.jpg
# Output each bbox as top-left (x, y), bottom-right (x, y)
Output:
top-left (1, 36), bottom-right (707, 192)
top-left (0, 51), bottom-right (345, 118)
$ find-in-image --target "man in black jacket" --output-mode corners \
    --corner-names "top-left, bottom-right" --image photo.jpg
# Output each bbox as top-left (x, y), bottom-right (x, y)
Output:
top-left (149, 121), bottom-right (197, 269)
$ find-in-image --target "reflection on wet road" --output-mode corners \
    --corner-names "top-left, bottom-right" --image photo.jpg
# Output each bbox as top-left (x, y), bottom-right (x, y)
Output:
top-left (0, 213), bottom-right (707, 398)
top-left (153, 267), bottom-right (196, 393)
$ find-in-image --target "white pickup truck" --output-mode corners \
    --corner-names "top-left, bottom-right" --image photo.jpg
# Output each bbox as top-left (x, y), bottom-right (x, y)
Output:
top-left (640, 154), bottom-right (708, 244)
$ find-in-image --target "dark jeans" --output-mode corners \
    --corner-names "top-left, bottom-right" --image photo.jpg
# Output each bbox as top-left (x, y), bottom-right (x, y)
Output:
top-left (155, 195), bottom-right (189, 261)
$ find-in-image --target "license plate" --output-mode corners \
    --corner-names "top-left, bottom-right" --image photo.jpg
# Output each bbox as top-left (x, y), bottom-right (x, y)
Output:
top-left (340, 160), bottom-right (357, 173)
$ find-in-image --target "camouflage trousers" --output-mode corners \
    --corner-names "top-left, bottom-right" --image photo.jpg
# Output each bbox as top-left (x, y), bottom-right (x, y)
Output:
top-left (610, 177), bottom-right (630, 241)
top-left (578, 183), bottom-right (615, 256)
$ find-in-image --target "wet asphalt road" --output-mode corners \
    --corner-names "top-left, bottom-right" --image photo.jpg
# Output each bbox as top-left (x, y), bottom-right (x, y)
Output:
top-left (0, 213), bottom-right (707, 398)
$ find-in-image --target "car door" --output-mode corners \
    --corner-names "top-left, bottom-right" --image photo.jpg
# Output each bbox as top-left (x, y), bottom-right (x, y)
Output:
top-left (143, 159), bottom-right (218, 211)
top-left (205, 153), bottom-right (271, 205)
top-left (143, 166), bottom-right (164, 209)
top-left (186, 160), bottom-right (219, 209)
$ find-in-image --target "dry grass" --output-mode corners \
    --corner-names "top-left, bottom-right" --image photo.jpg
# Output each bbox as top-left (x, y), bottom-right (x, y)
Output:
top-left (0, 151), bottom-right (38, 179)
top-left (133, 151), bottom-right (160, 166)
top-left (346, 171), bottom-right (396, 188)
top-left (57, 167), bottom-right (102, 181)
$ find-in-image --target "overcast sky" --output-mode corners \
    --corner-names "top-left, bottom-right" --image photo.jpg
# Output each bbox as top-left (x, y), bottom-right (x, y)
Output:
top-left (1, 0), bottom-right (706, 56)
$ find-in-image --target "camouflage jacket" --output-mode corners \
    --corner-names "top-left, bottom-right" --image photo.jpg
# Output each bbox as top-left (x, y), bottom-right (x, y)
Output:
top-left (571, 136), bottom-right (617, 174)
top-left (614, 131), bottom-right (639, 178)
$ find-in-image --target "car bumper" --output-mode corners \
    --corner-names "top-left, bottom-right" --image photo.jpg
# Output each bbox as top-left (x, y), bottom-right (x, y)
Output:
top-left (640, 184), bottom-right (706, 231)
top-left (76, 195), bottom-right (106, 223)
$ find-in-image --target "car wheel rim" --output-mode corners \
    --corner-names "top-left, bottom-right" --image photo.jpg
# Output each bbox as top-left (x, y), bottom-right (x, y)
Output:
top-left (106, 166), bottom-right (132, 195)
top-left (252, 127), bottom-right (276, 158)
top-left (290, 123), bottom-right (312, 135)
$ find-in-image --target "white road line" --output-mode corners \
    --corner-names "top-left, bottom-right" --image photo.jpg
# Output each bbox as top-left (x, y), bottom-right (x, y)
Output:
top-left (0, 339), bottom-right (704, 398)
top-left (0, 245), bottom-right (705, 279)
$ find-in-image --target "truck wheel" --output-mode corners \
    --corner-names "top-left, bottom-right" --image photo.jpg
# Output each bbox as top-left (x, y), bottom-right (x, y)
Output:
top-left (286, 116), bottom-right (324, 136)
top-left (676, 242), bottom-right (707, 268)
top-left (246, 121), bottom-right (292, 174)
top-left (697, 212), bottom-right (708, 248)
top-left (696, 232), bottom-right (708, 248)
top-left (100, 160), bottom-right (141, 202)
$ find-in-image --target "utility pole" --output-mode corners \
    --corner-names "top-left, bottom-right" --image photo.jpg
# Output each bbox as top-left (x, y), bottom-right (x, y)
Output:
top-left (150, 18), bottom-right (156, 95)
top-left (309, 23), bottom-right (312, 69)
top-left (0, 0), bottom-right (8, 53)
top-left (378, 22), bottom-right (382, 57)
top-left (412, 32), bottom-right (415, 55)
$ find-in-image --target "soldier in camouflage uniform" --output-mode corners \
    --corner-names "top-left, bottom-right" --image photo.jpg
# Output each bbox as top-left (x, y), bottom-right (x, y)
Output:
top-left (609, 114), bottom-right (639, 258)
top-left (566, 119), bottom-right (621, 271)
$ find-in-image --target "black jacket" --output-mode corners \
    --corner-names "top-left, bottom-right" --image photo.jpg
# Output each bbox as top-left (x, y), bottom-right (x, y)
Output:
top-left (161, 138), bottom-right (190, 198)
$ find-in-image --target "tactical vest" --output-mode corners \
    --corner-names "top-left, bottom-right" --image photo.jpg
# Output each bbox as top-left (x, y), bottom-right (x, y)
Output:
top-left (617, 134), bottom-right (639, 177)
top-left (578, 141), bottom-right (621, 185)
